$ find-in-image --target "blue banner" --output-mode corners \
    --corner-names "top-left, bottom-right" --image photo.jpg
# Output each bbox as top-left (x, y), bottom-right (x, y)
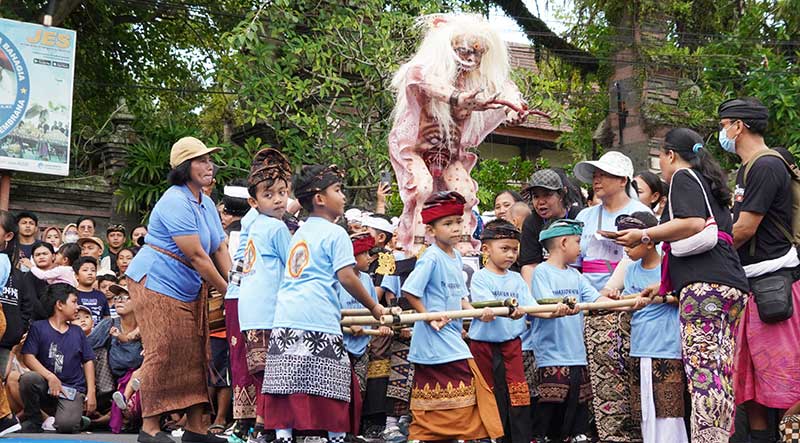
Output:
top-left (0, 18), bottom-right (76, 176)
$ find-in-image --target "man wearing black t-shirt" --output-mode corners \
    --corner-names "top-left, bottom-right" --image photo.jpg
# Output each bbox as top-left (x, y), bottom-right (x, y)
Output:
top-left (722, 97), bottom-right (799, 443)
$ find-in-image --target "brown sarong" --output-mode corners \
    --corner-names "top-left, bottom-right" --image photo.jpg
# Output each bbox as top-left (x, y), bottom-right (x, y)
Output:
top-left (409, 359), bottom-right (503, 441)
top-left (129, 277), bottom-right (210, 417)
top-left (630, 357), bottom-right (686, 419)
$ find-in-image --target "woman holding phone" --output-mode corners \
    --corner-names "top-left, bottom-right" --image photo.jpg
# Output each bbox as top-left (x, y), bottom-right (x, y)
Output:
top-left (613, 128), bottom-right (748, 443)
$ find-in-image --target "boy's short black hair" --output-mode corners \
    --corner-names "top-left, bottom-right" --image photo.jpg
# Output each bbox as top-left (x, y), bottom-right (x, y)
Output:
top-left (44, 283), bottom-right (77, 317)
top-left (167, 159), bottom-right (193, 186)
top-left (293, 165), bottom-right (338, 213)
top-left (629, 211), bottom-right (659, 229)
top-left (76, 216), bottom-right (96, 228)
top-left (72, 256), bottom-right (98, 273)
top-left (57, 243), bottom-right (82, 265)
top-left (15, 211), bottom-right (38, 225)
top-left (97, 274), bottom-right (118, 285)
top-left (31, 240), bottom-right (54, 255)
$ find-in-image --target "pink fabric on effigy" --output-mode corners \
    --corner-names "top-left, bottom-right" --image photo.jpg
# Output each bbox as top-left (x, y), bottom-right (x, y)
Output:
top-left (387, 14), bottom-right (528, 255)
top-left (734, 280), bottom-right (800, 409)
top-left (388, 66), bottom-right (507, 254)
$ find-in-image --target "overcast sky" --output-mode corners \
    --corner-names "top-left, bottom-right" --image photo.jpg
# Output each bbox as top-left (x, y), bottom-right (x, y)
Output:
top-left (488, 0), bottom-right (570, 44)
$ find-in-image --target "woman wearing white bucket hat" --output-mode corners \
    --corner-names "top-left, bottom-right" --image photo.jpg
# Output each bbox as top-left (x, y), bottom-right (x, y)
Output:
top-left (572, 151), bottom-right (651, 442)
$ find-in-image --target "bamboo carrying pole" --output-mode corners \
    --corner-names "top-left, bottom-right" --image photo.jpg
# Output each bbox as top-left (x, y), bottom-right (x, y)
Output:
top-left (340, 294), bottom-right (672, 326)
top-left (342, 327), bottom-right (384, 337)
top-left (470, 298), bottom-right (518, 308)
top-left (340, 306), bottom-right (403, 317)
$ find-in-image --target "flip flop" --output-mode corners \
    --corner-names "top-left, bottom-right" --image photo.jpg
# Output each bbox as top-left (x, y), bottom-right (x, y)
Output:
top-left (208, 424), bottom-right (226, 435)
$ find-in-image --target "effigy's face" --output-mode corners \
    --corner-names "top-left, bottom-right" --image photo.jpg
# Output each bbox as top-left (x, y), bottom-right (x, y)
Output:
top-left (452, 36), bottom-right (486, 72)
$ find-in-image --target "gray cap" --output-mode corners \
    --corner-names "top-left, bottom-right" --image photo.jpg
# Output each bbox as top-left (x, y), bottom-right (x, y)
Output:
top-left (526, 169), bottom-right (563, 191)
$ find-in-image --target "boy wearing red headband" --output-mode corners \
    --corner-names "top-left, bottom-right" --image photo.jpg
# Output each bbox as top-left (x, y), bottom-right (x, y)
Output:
top-left (339, 233), bottom-right (393, 440)
top-left (261, 165), bottom-right (385, 443)
top-left (401, 191), bottom-right (504, 443)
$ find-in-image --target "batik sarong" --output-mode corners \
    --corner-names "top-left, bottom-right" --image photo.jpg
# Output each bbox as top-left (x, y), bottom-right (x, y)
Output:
top-left (386, 335), bottom-right (414, 417)
top-left (363, 334), bottom-right (392, 416)
top-left (532, 365), bottom-right (592, 441)
top-left (584, 311), bottom-right (641, 442)
top-left (225, 299), bottom-right (258, 419)
top-left (679, 282), bottom-right (745, 443)
top-left (261, 328), bottom-right (354, 432)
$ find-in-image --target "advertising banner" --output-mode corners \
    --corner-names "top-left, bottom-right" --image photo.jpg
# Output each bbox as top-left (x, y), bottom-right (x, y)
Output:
top-left (0, 18), bottom-right (76, 176)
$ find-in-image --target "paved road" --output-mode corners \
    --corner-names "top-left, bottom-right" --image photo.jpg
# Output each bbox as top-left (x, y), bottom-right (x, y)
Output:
top-left (10, 432), bottom-right (143, 442)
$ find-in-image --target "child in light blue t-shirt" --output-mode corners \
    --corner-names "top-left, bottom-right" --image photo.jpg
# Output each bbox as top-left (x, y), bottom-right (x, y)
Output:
top-left (467, 219), bottom-right (571, 443)
top-left (401, 191), bottom-right (503, 442)
top-left (616, 211), bottom-right (687, 443)
top-left (529, 219), bottom-right (643, 443)
top-left (261, 164), bottom-right (385, 443)
top-left (339, 233), bottom-right (392, 405)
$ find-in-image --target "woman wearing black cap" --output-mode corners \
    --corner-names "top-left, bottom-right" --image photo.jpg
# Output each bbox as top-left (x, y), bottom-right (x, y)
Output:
top-left (615, 128), bottom-right (748, 443)
top-left (518, 169), bottom-right (583, 285)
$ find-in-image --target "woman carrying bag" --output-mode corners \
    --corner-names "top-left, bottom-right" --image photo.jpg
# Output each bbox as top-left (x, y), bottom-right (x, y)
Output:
top-left (614, 128), bottom-right (749, 443)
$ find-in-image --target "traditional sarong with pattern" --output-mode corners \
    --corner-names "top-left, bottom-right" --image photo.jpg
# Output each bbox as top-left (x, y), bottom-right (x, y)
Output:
top-left (351, 351), bottom-right (369, 396)
top-left (679, 283), bottom-right (745, 443)
top-left (409, 359), bottom-right (503, 441)
top-left (522, 351), bottom-right (538, 398)
top-left (262, 328), bottom-right (350, 401)
top-left (129, 277), bottom-right (211, 417)
top-left (629, 358), bottom-right (686, 419)
top-left (225, 299), bottom-right (258, 419)
top-left (363, 334), bottom-right (392, 416)
top-left (734, 279), bottom-right (800, 410)
top-left (536, 366), bottom-right (592, 404)
top-left (469, 338), bottom-right (531, 443)
top-left (584, 311), bottom-right (641, 442)
top-left (245, 329), bottom-right (270, 376)
top-left (387, 335), bottom-right (414, 417)
top-left (532, 365), bottom-right (593, 440)
top-left (261, 327), bottom-right (354, 432)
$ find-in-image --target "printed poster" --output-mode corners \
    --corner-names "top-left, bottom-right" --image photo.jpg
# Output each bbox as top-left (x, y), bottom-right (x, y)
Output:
top-left (0, 18), bottom-right (76, 176)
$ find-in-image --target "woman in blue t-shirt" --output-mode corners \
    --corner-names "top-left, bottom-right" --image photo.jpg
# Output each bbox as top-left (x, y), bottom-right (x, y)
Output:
top-left (125, 137), bottom-right (231, 443)
top-left (572, 151), bottom-right (652, 442)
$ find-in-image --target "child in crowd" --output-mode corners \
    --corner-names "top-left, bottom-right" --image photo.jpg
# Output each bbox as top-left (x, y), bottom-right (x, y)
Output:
top-left (25, 241), bottom-right (78, 286)
top-left (529, 219), bottom-right (644, 443)
top-left (261, 164), bottom-right (385, 443)
top-left (615, 212), bottom-right (686, 443)
top-left (75, 305), bottom-right (95, 336)
top-left (104, 283), bottom-right (145, 434)
top-left (237, 148), bottom-right (293, 443)
top-left (20, 283), bottom-right (96, 434)
top-left (468, 219), bottom-right (569, 443)
top-left (509, 202), bottom-right (531, 231)
top-left (401, 191), bottom-right (504, 443)
top-left (97, 272), bottom-right (119, 318)
top-left (72, 256), bottom-right (111, 324)
top-left (359, 214), bottom-right (398, 440)
top-left (339, 233), bottom-right (393, 440)
top-left (115, 247), bottom-right (136, 276)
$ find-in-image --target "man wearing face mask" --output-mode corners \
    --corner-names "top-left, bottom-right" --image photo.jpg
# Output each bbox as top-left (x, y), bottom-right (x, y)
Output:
top-left (721, 97), bottom-right (800, 443)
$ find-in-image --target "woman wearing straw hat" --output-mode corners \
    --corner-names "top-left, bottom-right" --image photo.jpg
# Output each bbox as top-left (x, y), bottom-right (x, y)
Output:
top-left (571, 151), bottom-right (652, 442)
top-left (125, 137), bottom-right (231, 443)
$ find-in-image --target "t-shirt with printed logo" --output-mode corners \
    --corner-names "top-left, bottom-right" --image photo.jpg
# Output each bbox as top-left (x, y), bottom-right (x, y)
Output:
top-left (22, 320), bottom-right (95, 392)
top-left (402, 244), bottom-right (473, 365)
